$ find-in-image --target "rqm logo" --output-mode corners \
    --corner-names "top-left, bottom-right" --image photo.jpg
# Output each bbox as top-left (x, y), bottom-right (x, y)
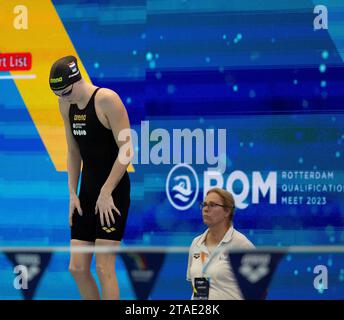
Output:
top-left (166, 164), bottom-right (199, 210)
top-left (166, 164), bottom-right (277, 210)
top-left (205, 170), bottom-right (277, 209)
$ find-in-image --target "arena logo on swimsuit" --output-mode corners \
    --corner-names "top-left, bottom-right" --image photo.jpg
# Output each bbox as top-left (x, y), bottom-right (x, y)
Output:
top-left (74, 114), bottom-right (86, 121)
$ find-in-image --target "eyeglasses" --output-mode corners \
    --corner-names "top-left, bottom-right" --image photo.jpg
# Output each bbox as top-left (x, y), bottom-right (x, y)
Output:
top-left (54, 84), bottom-right (73, 97)
top-left (200, 201), bottom-right (231, 210)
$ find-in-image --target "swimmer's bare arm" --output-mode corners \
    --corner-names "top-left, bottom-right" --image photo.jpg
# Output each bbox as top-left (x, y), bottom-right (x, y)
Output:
top-left (58, 99), bottom-right (83, 225)
top-left (94, 90), bottom-right (133, 227)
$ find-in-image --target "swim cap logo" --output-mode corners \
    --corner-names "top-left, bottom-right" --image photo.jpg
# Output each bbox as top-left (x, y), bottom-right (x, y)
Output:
top-left (166, 164), bottom-right (199, 211)
top-left (68, 61), bottom-right (77, 73)
top-left (50, 76), bottom-right (63, 84)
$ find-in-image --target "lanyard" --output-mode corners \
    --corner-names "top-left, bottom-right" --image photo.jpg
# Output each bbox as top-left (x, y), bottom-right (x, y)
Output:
top-left (200, 227), bottom-right (234, 276)
top-left (200, 245), bottom-right (226, 276)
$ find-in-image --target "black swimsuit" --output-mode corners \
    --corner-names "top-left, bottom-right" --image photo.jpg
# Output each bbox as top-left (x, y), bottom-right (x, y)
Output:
top-left (69, 87), bottom-right (130, 241)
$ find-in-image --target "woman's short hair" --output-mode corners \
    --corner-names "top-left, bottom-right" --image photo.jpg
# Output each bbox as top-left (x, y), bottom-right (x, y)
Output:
top-left (206, 187), bottom-right (236, 221)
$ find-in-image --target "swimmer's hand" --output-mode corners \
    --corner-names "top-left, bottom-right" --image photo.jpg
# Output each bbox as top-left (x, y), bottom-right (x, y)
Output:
top-left (69, 193), bottom-right (83, 227)
top-left (95, 188), bottom-right (121, 228)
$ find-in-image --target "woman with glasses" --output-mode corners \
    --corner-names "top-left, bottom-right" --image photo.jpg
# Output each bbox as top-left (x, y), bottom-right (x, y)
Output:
top-left (186, 187), bottom-right (254, 300)
top-left (49, 55), bottom-right (132, 300)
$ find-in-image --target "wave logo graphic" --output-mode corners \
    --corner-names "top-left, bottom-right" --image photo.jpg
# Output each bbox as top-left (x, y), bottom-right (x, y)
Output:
top-left (166, 164), bottom-right (199, 210)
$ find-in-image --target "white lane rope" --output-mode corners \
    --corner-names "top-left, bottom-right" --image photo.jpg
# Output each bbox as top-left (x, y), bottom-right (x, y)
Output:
top-left (0, 245), bottom-right (343, 254)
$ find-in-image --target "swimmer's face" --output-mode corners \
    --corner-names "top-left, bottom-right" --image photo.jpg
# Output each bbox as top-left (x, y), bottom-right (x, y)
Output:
top-left (53, 84), bottom-right (74, 102)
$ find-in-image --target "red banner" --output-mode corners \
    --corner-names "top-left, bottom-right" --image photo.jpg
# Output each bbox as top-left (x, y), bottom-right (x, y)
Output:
top-left (0, 52), bottom-right (32, 71)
